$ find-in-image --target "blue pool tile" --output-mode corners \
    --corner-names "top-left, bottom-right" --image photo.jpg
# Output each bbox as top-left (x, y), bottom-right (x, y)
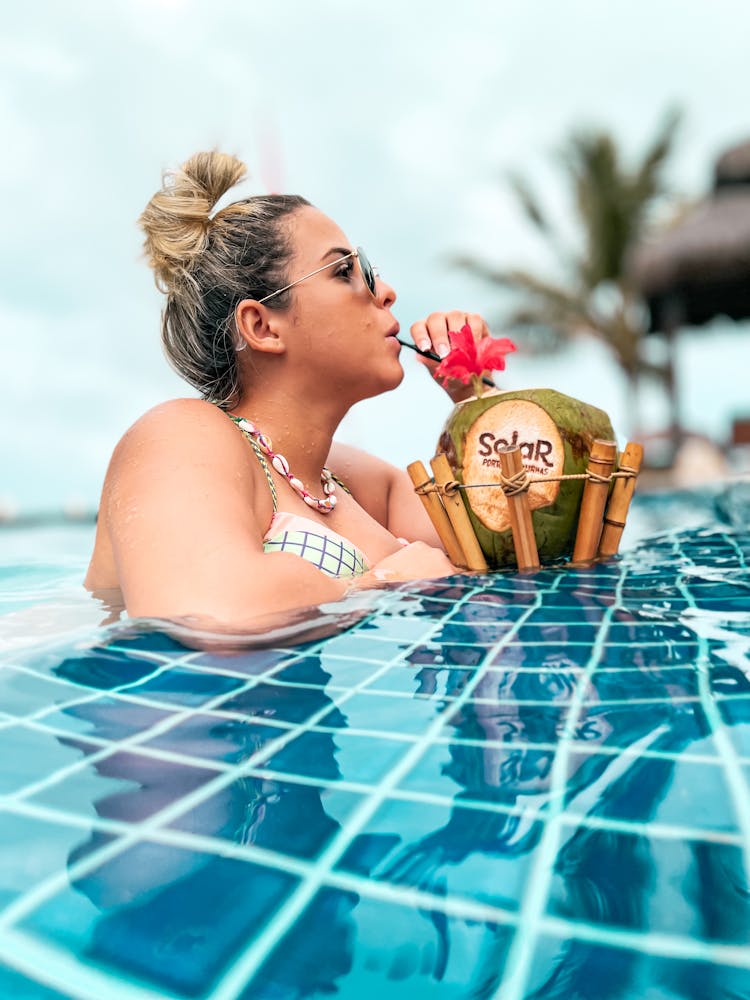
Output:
top-left (142, 713), bottom-right (292, 765)
top-left (267, 654), bottom-right (336, 687)
top-left (316, 691), bottom-right (442, 736)
top-left (548, 826), bottom-right (750, 944)
top-left (265, 729), bottom-right (410, 785)
top-left (49, 646), bottom-right (169, 690)
top-left (598, 641), bottom-right (700, 668)
top-left (0, 726), bottom-right (101, 795)
top-left (318, 633), bottom-right (415, 663)
top-left (432, 621), bottom-right (518, 645)
top-left (30, 750), bottom-right (219, 822)
top-left (336, 797), bottom-right (537, 911)
top-left (0, 810), bottom-right (94, 909)
top-left (0, 966), bottom-right (70, 999)
top-left (123, 665), bottom-right (247, 706)
top-left (488, 642), bottom-right (593, 669)
top-left (716, 696), bottom-right (750, 754)
top-left (526, 934), bottom-right (750, 999)
top-left (565, 750), bottom-right (738, 832)
top-left (245, 887), bottom-right (516, 1000)
top-left (218, 680), bottom-right (338, 726)
top-left (364, 663), bottom-right (473, 699)
top-left (0, 668), bottom-right (93, 718)
top-left (406, 642), bottom-right (487, 668)
top-left (21, 844), bottom-right (298, 997)
top-left (608, 621), bottom-right (698, 644)
top-left (170, 774), bottom-right (363, 859)
top-left (36, 695), bottom-right (174, 742)
top-left (515, 622), bottom-right (603, 645)
top-left (189, 647), bottom-right (297, 676)
top-left (467, 587), bottom-right (538, 607)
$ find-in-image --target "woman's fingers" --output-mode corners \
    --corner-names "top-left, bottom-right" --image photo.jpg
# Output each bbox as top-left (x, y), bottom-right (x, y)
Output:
top-left (410, 311), bottom-right (490, 358)
top-left (465, 312), bottom-right (490, 342)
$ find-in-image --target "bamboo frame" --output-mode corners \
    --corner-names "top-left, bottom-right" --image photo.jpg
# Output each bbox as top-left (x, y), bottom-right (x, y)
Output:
top-left (498, 446), bottom-right (540, 571)
top-left (407, 460), bottom-right (467, 567)
top-left (598, 442), bottom-right (644, 557)
top-left (430, 454), bottom-right (488, 572)
top-left (572, 439), bottom-right (618, 563)
top-left (408, 432), bottom-right (644, 574)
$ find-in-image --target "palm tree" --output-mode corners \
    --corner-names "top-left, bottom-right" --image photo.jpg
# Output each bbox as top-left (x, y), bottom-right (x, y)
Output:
top-left (456, 109), bottom-right (683, 445)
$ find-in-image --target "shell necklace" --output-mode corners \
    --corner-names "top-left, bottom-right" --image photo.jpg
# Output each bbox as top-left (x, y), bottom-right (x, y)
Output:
top-left (234, 417), bottom-right (337, 513)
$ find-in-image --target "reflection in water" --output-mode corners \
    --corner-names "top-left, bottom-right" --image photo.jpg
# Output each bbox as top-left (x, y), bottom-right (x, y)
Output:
top-left (44, 580), bottom-right (750, 998)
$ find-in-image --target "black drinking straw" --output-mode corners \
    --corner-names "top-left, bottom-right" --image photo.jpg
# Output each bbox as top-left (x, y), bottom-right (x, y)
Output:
top-left (396, 339), bottom-right (496, 388)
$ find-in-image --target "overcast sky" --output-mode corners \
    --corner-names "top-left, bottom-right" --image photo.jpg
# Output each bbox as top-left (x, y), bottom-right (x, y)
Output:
top-left (2, 0), bottom-right (749, 512)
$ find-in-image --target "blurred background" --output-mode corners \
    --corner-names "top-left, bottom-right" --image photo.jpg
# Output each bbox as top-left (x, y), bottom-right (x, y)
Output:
top-left (2, 0), bottom-right (749, 521)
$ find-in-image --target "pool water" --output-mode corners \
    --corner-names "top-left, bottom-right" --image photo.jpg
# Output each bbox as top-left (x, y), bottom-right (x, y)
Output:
top-left (1, 489), bottom-right (750, 998)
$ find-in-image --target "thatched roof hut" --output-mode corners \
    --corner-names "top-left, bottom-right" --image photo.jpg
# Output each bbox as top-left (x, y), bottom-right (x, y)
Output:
top-left (630, 139), bottom-right (750, 331)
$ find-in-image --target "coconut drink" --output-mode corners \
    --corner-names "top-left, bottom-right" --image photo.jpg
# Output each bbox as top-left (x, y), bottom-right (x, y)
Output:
top-left (438, 388), bottom-right (617, 568)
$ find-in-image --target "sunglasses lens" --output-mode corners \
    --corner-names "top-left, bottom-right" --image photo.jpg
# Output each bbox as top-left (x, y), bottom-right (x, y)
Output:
top-left (356, 247), bottom-right (377, 296)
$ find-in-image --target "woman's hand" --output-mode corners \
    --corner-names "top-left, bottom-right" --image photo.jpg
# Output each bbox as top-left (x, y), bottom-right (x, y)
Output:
top-left (409, 310), bottom-right (494, 403)
top-left (355, 541), bottom-right (460, 587)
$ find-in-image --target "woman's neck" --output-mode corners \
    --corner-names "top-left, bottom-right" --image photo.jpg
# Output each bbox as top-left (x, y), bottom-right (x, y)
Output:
top-left (231, 384), bottom-right (344, 484)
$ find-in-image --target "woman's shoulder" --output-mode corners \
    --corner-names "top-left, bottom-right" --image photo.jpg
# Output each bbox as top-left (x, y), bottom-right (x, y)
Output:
top-left (125, 397), bottom-right (231, 434)
top-left (104, 398), bottom-right (250, 494)
top-left (115, 398), bottom-right (238, 455)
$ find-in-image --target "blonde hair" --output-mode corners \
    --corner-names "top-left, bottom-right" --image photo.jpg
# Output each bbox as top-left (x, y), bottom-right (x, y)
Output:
top-left (138, 151), bottom-right (309, 407)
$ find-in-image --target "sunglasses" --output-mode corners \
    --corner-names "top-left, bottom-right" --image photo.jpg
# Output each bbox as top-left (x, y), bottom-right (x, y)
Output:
top-left (258, 247), bottom-right (377, 304)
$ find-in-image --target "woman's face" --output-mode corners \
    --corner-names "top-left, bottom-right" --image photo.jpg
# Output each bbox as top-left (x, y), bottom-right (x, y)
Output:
top-left (275, 206), bottom-right (403, 401)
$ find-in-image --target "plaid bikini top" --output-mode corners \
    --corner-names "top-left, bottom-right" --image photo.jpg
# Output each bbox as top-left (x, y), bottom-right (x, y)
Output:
top-left (230, 417), bottom-right (370, 579)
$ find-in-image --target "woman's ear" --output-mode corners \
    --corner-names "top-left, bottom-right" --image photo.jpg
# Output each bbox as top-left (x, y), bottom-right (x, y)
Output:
top-left (235, 300), bottom-right (287, 355)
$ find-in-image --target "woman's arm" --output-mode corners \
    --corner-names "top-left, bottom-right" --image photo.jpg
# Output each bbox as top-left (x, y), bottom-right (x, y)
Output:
top-left (98, 401), bottom-right (455, 630)
top-left (327, 442), bottom-right (442, 546)
top-left (101, 401), bottom-right (352, 624)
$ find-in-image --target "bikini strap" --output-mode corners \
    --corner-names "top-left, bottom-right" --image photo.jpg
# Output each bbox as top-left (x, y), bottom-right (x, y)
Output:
top-left (329, 472), bottom-right (351, 496)
top-left (229, 415), bottom-right (278, 513)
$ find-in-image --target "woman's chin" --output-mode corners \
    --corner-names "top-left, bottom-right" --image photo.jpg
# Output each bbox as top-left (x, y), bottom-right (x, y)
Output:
top-left (378, 360), bottom-right (405, 395)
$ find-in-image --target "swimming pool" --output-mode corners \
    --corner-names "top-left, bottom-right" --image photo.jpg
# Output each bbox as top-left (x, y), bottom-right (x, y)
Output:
top-left (1, 487), bottom-right (749, 998)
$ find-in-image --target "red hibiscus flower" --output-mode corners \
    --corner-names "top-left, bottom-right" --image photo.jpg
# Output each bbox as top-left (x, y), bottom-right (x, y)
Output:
top-left (435, 324), bottom-right (516, 397)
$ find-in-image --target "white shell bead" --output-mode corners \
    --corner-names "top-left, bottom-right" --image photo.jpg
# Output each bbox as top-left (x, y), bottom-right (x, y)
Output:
top-left (272, 455), bottom-right (290, 476)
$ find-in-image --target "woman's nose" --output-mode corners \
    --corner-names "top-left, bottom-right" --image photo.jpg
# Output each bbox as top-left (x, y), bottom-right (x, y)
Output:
top-left (376, 275), bottom-right (397, 308)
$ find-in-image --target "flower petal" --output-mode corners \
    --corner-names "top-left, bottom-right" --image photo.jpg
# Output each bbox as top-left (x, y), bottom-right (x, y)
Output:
top-left (448, 324), bottom-right (479, 364)
top-left (434, 357), bottom-right (475, 384)
top-left (476, 336), bottom-right (516, 373)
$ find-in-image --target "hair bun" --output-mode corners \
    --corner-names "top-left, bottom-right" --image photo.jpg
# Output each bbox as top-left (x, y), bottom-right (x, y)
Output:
top-left (139, 151), bottom-right (247, 290)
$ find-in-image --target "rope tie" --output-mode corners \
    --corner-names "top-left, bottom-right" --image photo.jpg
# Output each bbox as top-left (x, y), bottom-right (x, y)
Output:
top-left (414, 479), bottom-right (441, 496)
top-left (499, 469), bottom-right (531, 496)
top-left (415, 465), bottom-right (638, 500)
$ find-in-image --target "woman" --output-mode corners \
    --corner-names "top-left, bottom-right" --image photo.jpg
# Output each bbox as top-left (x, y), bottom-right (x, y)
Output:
top-left (85, 151), bottom-right (495, 630)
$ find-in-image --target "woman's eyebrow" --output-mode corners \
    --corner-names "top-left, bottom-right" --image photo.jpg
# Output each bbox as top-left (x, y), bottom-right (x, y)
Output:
top-left (320, 246), bottom-right (353, 262)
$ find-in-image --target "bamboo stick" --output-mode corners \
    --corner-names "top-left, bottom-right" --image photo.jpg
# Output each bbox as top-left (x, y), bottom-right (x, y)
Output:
top-left (572, 439), bottom-right (617, 563)
top-left (429, 453), bottom-right (489, 572)
top-left (598, 441), bottom-right (644, 557)
top-left (407, 460), bottom-right (467, 567)
top-left (498, 446), bottom-right (540, 571)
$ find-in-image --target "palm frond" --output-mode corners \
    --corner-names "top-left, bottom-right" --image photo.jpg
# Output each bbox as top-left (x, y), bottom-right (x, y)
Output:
top-left (506, 172), bottom-right (552, 235)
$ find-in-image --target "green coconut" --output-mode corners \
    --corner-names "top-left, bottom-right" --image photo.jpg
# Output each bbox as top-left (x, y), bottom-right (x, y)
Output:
top-left (438, 388), bottom-right (616, 568)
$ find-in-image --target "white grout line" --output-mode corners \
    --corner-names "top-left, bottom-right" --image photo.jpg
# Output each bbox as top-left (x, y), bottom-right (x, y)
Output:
top-left (677, 594), bottom-right (750, 884)
top-left (490, 566), bottom-right (628, 1000)
top-left (204, 583), bottom-right (551, 1000)
top-left (0, 927), bottom-right (184, 1000)
top-left (0, 613), bottom-right (441, 939)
